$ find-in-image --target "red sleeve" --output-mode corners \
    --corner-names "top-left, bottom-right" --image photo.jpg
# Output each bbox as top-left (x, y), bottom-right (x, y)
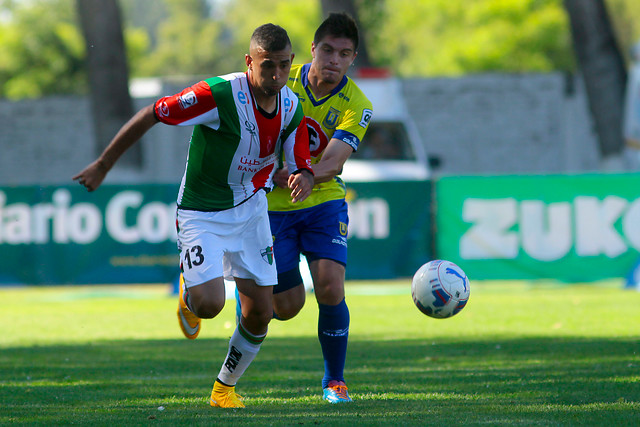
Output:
top-left (288, 117), bottom-right (313, 175)
top-left (154, 80), bottom-right (217, 126)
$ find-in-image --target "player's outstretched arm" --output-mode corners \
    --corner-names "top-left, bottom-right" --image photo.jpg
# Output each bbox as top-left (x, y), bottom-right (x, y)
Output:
top-left (288, 169), bottom-right (314, 203)
top-left (73, 104), bottom-right (158, 192)
top-left (311, 139), bottom-right (353, 184)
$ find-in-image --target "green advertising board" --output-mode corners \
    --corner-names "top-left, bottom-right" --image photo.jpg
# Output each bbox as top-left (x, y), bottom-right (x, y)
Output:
top-left (0, 181), bottom-right (431, 285)
top-left (345, 181), bottom-right (432, 280)
top-left (0, 185), bottom-right (179, 285)
top-left (436, 173), bottom-right (640, 282)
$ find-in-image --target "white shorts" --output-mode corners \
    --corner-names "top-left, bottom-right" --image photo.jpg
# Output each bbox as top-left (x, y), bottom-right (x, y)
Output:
top-left (176, 191), bottom-right (276, 288)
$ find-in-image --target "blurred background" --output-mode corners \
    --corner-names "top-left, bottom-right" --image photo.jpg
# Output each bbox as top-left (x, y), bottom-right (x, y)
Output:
top-left (1, 0), bottom-right (640, 287)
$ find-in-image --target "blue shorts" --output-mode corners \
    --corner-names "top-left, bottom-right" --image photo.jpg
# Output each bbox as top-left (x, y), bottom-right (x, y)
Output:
top-left (269, 199), bottom-right (348, 293)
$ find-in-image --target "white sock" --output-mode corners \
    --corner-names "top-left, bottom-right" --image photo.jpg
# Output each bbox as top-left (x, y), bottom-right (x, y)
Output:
top-left (217, 321), bottom-right (266, 386)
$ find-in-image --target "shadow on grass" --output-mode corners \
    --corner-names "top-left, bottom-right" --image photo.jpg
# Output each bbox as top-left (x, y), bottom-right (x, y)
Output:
top-left (1, 337), bottom-right (638, 425)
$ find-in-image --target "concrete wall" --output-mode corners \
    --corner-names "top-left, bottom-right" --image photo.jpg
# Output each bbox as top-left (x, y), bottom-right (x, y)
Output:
top-left (403, 73), bottom-right (601, 175)
top-left (0, 73), bottom-right (612, 186)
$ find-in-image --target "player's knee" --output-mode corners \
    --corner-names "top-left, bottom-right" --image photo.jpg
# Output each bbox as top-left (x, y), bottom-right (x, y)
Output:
top-left (314, 280), bottom-right (344, 305)
top-left (273, 284), bottom-right (305, 320)
top-left (244, 307), bottom-right (273, 328)
top-left (191, 294), bottom-right (224, 319)
top-left (273, 303), bottom-right (302, 320)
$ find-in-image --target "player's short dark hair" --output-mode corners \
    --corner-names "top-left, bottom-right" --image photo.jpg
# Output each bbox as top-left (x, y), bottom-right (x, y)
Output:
top-left (251, 23), bottom-right (291, 52)
top-left (314, 12), bottom-right (359, 51)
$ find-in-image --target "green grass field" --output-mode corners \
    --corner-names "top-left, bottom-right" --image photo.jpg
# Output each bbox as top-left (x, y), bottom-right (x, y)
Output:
top-left (1, 280), bottom-right (639, 426)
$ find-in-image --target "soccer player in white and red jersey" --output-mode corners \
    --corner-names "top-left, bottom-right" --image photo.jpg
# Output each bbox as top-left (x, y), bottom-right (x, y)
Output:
top-left (268, 13), bottom-right (373, 403)
top-left (73, 23), bottom-right (314, 408)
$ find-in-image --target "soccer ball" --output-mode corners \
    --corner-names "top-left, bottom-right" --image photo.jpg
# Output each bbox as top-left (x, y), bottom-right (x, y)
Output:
top-left (411, 260), bottom-right (470, 319)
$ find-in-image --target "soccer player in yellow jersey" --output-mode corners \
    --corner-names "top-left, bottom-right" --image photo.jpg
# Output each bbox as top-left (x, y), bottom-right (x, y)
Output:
top-left (267, 12), bottom-right (373, 403)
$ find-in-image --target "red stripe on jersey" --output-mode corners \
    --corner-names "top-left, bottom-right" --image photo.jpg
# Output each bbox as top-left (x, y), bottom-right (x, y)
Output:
top-left (250, 100), bottom-right (281, 189)
top-left (252, 97), bottom-right (282, 158)
top-left (251, 163), bottom-right (275, 190)
top-left (154, 81), bottom-right (216, 126)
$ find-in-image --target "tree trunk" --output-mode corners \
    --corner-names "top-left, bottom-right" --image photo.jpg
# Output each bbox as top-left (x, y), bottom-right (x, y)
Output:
top-left (76, 0), bottom-right (141, 166)
top-left (320, 0), bottom-right (372, 70)
top-left (564, 0), bottom-right (627, 162)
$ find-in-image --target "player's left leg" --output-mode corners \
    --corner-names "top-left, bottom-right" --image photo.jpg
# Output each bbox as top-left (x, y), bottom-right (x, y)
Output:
top-left (212, 279), bottom-right (273, 408)
top-left (310, 258), bottom-right (352, 403)
top-left (211, 191), bottom-right (275, 408)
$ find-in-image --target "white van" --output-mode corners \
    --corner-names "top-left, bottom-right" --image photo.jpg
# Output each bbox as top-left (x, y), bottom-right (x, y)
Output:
top-left (340, 77), bottom-right (430, 182)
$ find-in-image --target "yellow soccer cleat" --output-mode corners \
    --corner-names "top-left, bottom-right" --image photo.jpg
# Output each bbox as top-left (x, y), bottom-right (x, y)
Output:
top-left (177, 274), bottom-right (201, 339)
top-left (210, 381), bottom-right (245, 408)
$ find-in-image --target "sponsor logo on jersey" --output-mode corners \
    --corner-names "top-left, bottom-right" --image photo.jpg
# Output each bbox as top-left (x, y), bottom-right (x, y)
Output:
top-left (178, 90), bottom-right (198, 109)
top-left (284, 96), bottom-right (294, 113)
top-left (322, 107), bottom-right (340, 130)
top-left (245, 120), bottom-right (256, 136)
top-left (338, 92), bottom-right (350, 102)
top-left (359, 109), bottom-right (373, 128)
top-left (157, 101), bottom-right (170, 118)
top-left (237, 91), bottom-right (248, 105)
top-left (261, 246), bottom-right (274, 265)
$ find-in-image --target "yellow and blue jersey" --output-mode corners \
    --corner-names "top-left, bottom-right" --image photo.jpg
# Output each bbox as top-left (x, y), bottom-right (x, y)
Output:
top-left (267, 63), bottom-right (373, 211)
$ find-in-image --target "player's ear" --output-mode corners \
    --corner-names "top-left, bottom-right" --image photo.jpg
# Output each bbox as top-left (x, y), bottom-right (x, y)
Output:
top-left (291, 52), bottom-right (295, 62)
top-left (245, 54), bottom-right (252, 68)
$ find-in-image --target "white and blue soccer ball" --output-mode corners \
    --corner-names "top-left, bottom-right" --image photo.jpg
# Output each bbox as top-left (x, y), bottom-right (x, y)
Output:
top-left (411, 260), bottom-right (470, 319)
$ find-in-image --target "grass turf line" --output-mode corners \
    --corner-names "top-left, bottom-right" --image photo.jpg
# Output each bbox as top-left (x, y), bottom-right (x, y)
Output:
top-left (0, 280), bottom-right (639, 425)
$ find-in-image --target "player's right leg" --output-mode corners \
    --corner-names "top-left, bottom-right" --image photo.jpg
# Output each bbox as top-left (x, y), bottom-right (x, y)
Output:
top-left (177, 274), bottom-right (226, 339)
top-left (176, 208), bottom-right (228, 339)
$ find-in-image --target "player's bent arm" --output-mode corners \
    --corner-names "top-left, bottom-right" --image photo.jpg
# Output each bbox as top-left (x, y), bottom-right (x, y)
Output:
top-left (312, 138), bottom-right (354, 183)
top-left (73, 104), bottom-right (159, 192)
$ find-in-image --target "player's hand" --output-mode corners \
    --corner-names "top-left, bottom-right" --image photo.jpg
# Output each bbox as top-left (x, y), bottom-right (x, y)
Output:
top-left (273, 167), bottom-right (289, 188)
top-left (72, 159), bottom-right (109, 192)
top-left (288, 170), bottom-right (314, 203)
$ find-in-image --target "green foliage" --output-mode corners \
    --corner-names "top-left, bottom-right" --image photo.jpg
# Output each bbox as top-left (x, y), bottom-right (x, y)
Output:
top-left (222, 0), bottom-right (322, 70)
top-left (0, 0), bottom-right (85, 99)
top-left (131, 0), bottom-right (227, 78)
top-left (0, 282), bottom-right (639, 425)
top-left (2, 0), bottom-right (640, 98)
top-left (606, 0), bottom-right (640, 61)
top-left (377, 0), bottom-right (574, 76)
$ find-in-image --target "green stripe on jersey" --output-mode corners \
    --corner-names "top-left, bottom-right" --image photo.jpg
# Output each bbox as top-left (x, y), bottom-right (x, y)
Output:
top-left (179, 77), bottom-right (242, 210)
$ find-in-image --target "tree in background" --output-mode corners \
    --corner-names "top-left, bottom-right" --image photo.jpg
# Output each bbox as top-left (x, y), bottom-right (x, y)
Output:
top-left (320, 0), bottom-right (373, 71)
top-left (2, 0), bottom-right (640, 95)
top-left (76, 0), bottom-right (141, 166)
top-left (565, 0), bottom-right (627, 165)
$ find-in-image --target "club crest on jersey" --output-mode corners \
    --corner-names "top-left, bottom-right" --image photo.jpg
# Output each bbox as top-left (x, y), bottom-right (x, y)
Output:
top-left (261, 246), bottom-right (274, 265)
top-left (339, 221), bottom-right (348, 236)
top-left (178, 91), bottom-right (198, 109)
top-left (322, 107), bottom-right (340, 130)
top-left (359, 109), bottom-right (373, 128)
top-left (157, 101), bottom-right (170, 118)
